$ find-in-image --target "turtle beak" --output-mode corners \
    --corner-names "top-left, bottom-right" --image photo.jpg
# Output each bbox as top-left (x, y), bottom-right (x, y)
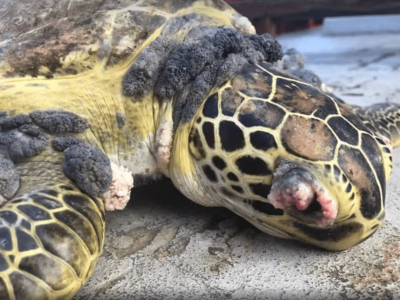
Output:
top-left (268, 159), bottom-right (337, 227)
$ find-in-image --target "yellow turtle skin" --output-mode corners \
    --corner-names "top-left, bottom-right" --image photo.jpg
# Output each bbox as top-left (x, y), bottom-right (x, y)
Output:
top-left (0, 0), bottom-right (400, 299)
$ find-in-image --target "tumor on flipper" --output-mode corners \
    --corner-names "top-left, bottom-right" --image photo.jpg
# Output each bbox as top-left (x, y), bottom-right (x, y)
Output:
top-left (58, 142), bottom-right (112, 198)
top-left (102, 162), bottom-right (134, 211)
top-left (0, 114), bottom-right (49, 161)
top-left (30, 109), bottom-right (90, 133)
top-left (0, 154), bottom-right (20, 205)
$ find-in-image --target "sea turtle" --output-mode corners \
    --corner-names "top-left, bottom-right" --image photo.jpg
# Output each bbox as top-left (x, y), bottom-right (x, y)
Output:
top-left (0, 0), bottom-right (399, 299)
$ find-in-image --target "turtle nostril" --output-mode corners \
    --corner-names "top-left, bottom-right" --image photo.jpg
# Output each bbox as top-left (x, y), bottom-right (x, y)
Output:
top-left (300, 194), bottom-right (322, 214)
top-left (286, 193), bottom-right (335, 227)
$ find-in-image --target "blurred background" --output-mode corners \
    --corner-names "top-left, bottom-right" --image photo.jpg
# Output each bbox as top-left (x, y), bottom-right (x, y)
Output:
top-left (225, 0), bottom-right (400, 107)
top-left (226, 0), bottom-right (400, 35)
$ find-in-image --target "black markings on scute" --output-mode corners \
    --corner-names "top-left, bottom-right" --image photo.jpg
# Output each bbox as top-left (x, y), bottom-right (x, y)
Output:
top-left (17, 205), bottom-right (51, 221)
top-left (342, 174), bottom-right (348, 183)
top-left (339, 108), bottom-right (370, 133)
top-left (54, 210), bottom-right (98, 255)
top-left (221, 187), bottom-right (236, 199)
top-left (189, 128), bottom-right (206, 160)
top-left (202, 122), bottom-right (215, 149)
top-left (350, 193), bottom-right (355, 200)
top-left (19, 253), bottom-right (75, 291)
top-left (236, 156), bottom-right (271, 176)
top-left (231, 185), bottom-right (244, 194)
top-left (0, 227), bottom-right (12, 251)
top-left (251, 201), bottom-right (283, 216)
top-left (31, 194), bottom-right (62, 209)
top-left (21, 219), bottom-right (31, 230)
top-left (221, 88), bottom-right (244, 117)
top-left (10, 271), bottom-right (48, 300)
top-left (202, 165), bottom-right (218, 182)
top-left (0, 277), bottom-right (10, 299)
top-left (219, 121), bottom-right (245, 152)
top-left (313, 97), bottom-right (339, 120)
top-left (203, 93), bottom-right (219, 118)
top-left (361, 133), bottom-right (387, 201)
top-left (379, 119), bottom-right (389, 127)
top-left (333, 165), bottom-right (341, 181)
top-left (376, 137), bottom-right (385, 145)
top-left (227, 172), bottom-right (239, 182)
top-left (250, 131), bottom-right (277, 151)
top-left (35, 223), bottom-right (87, 277)
top-left (0, 211), bottom-right (18, 225)
top-left (212, 156), bottom-right (226, 170)
top-left (239, 101), bottom-right (285, 129)
top-left (345, 183), bottom-right (352, 193)
top-left (383, 147), bottom-right (391, 154)
top-left (239, 77), bottom-right (272, 98)
top-left (0, 253), bottom-right (8, 272)
top-left (273, 78), bottom-right (337, 118)
top-left (60, 185), bottom-right (74, 191)
top-left (328, 117), bottom-right (359, 146)
top-left (325, 165), bottom-right (331, 173)
top-left (250, 183), bottom-right (271, 199)
top-left (16, 229), bottom-right (38, 252)
top-left (338, 145), bottom-right (382, 219)
top-left (37, 189), bottom-right (58, 197)
top-left (239, 113), bottom-right (264, 128)
top-left (371, 224), bottom-right (380, 231)
top-left (295, 222), bottom-right (363, 241)
top-left (63, 194), bottom-right (103, 246)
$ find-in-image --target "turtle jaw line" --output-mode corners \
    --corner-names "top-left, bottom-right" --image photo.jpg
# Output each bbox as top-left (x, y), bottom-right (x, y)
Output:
top-left (268, 160), bottom-right (338, 228)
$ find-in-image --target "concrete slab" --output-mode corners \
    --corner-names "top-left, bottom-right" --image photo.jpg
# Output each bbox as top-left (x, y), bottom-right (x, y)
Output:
top-left (75, 27), bottom-right (400, 300)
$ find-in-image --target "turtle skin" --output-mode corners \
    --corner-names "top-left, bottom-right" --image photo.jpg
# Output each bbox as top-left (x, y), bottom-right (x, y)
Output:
top-left (0, 0), bottom-right (400, 299)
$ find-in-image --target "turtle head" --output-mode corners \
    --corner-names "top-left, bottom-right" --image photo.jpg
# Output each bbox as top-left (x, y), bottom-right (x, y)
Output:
top-left (170, 62), bottom-right (390, 251)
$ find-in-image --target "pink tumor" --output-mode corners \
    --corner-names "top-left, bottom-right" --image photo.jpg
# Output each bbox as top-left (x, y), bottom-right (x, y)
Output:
top-left (268, 160), bottom-right (337, 227)
top-left (103, 162), bottom-right (134, 211)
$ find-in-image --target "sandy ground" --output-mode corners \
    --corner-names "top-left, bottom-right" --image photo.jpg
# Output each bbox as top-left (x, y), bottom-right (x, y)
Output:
top-left (75, 26), bottom-right (400, 300)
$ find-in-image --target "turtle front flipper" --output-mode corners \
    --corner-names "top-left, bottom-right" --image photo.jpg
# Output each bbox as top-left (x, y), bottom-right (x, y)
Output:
top-left (0, 177), bottom-right (105, 299)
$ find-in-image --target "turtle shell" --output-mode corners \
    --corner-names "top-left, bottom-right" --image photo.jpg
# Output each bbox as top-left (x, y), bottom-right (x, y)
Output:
top-left (0, 0), bottom-right (252, 79)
